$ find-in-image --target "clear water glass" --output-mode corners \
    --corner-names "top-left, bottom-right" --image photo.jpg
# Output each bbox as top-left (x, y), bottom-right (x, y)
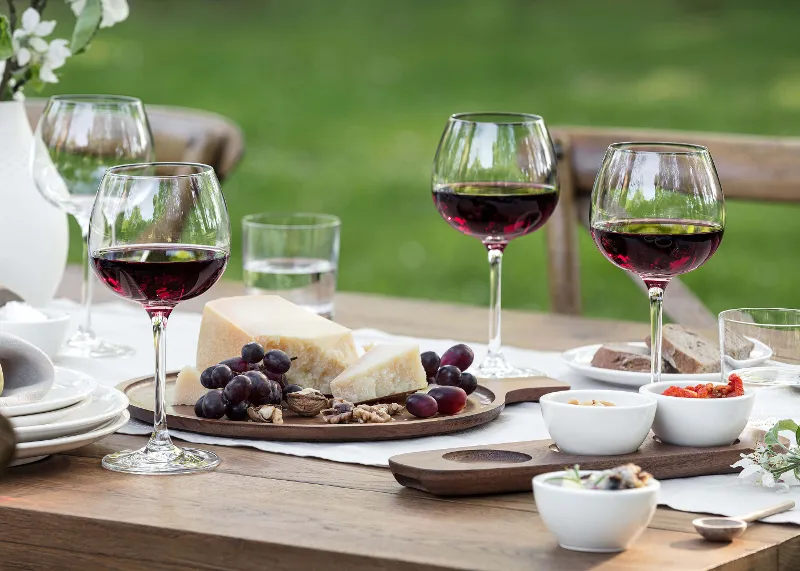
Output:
top-left (32, 95), bottom-right (154, 358)
top-left (242, 213), bottom-right (340, 319)
top-left (719, 308), bottom-right (800, 429)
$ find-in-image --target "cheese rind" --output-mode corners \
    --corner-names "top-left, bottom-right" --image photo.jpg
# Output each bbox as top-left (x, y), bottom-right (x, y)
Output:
top-left (171, 365), bottom-right (208, 406)
top-left (196, 295), bottom-right (359, 394)
top-left (330, 343), bottom-right (427, 403)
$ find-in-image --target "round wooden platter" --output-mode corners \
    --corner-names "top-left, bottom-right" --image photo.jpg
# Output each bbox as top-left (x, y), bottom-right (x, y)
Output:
top-left (117, 372), bottom-right (570, 442)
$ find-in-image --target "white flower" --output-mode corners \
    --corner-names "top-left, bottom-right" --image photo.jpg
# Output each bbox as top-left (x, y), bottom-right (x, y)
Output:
top-left (12, 8), bottom-right (56, 67)
top-left (39, 39), bottom-right (72, 84)
top-left (68, 0), bottom-right (129, 28)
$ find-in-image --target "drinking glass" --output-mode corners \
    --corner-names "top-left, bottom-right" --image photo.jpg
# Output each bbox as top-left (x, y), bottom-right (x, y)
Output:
top-left (432, 113), bottom-right (558, 378)
top-left (590, 143), bottom-right (725, 384)
top-left (89, 163), bottom-right (230, 474)
top-left (242, 213), bottom-right (340, 319)
top-left (720, 308), bottom-right (800, 429)
top-left (32, 95), bottom-right (154, 358)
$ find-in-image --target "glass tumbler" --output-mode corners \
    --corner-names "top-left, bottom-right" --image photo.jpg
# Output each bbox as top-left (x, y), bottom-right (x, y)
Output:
top-left (242, 213), bottom-right (340, 319)
top-left (719, 308), bottom-right (800, 429)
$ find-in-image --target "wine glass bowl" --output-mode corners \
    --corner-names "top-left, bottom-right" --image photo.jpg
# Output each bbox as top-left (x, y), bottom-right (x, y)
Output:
top-left (89, 162), bottom-right (230, 475)
top-left (590, 142), bottom-right (725, 383)
top-left (32, 94), bottom-right (154, 358)
top-left (432, 112), bottom-right (558, 378)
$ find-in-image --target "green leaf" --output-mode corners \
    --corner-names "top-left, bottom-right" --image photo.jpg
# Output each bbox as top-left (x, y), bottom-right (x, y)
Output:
top-left (71, 0), bottom-right (103, 55)
top-left (765, 419), bottom-right (798, 448)
top-left (0, 15), bottom-right (13, 61)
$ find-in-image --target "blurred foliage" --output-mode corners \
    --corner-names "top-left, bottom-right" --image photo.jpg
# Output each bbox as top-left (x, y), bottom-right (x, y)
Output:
top-left (24, 0), bottom-right (800, 320)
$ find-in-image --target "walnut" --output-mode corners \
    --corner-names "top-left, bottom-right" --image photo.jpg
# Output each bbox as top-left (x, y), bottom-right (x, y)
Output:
top-left (353, 404), bottom-right (392, 423)
top-left (285, 387), bottom-right (329, 417)
top-left (246, 405), bottom-right (284, 424)
top-left (321, 398), bottom-right (355, 424)
top-left (374, 402), bottom-right (404, 416)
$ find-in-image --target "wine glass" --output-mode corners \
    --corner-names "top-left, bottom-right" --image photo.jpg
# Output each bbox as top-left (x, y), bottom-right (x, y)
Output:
top-left (32, 95), bottom-right (154, 358)
top-left (89, 163), bottom-right (230, 474)
top-left (432, 113), bottom-right (558, 378)
top-left (590, 143), bottom-right (725, 384)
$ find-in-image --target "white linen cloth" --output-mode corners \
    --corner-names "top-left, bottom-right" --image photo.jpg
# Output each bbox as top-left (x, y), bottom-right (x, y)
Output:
top-left (47, 299), bottom-right (800, 524)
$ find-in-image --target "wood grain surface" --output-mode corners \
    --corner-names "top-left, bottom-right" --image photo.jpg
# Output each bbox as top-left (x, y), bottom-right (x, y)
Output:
top-left (388, 428), bottom-right (765, 496)
top-left (0, 267), bottom-right (794, 571)
top-left (120, 373), bottom-right (569, 442)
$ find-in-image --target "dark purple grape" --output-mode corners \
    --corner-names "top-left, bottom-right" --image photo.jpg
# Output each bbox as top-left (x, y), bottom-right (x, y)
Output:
top-left (241, 342), bottom-right (266, 364)
top-left (226, 400), bottom-right (249, 421)
top-left (436, 365), bottom-right (462, 387)
top-left (458, 372), bottom-right (478, 395)
top-left (428, 386), bottom-right (467, 415)
top-left (249, 378), bottom-right (283, 406)
top-left (406, 393), bottom-right (438, 418)
top-left (243, 370), bottom-right (267, 385)
top-left (219, 356), bottom-right (249, 374)
top-left (194, 394), bottom-right (207, 417)
top-left (283, 383), bottom-right (303, 399)
top-left (260, 367), bottom-right (287, 387)
top-left (420, 351), bottom-right (440, 379)
top-left (263, 350), bottom-right (291, 375)
top-left (211, 364), bottom-right (234, 388)
top-left (200, 367), bottom-right (216, 389)
top-left (440, 344), bottom-right (474, 371)
top-left (202, 390), bottom-right (229, 419)
top-left (223, 375), bottom-right (252, 404)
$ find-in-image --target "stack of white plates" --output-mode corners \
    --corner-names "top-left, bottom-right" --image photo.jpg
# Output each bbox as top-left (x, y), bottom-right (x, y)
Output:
top-left (0, 367), bottom-right (130, 466)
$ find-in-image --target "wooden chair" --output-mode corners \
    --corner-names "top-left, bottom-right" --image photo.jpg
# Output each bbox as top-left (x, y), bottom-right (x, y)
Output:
top-left (547, 126), bottom-right (800, 329)
top-left (25, 100), bottom-right (245, 182)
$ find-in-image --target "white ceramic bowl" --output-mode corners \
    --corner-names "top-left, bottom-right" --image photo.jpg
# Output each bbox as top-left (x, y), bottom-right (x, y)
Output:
top-left (0, 310), bottom-right (70, 359)
top-left (639, 381), bottom-right (755, 447)
top-left (533, 470), bottom-right (660, 552)
top-left (540, 389), bottom-right (657, 455)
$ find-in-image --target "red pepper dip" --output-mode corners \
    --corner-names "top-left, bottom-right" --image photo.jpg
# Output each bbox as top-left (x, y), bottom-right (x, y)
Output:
top-left (661, 374), bottom-right (744, 398)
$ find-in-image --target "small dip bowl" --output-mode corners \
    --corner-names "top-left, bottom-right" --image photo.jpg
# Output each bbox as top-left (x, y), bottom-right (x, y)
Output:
top-left (540, 389), bottom-right (657, 455)
top-left (639, 381), bottom-right (755, 447)
top-left (0, 310), bottom-right (71, 359)
top-left (533, 470), bottom-right (660, 552)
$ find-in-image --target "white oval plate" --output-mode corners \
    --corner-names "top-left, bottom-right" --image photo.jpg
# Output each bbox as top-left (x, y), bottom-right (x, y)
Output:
top-left (0, 367), bottom-right (97, 417)
top-left (12, 410), bottom-right (130, 464)
top-left (561, 342), bottom-right (720, 388)
top-left (723, 338), bottom-right (774, 369)
top-left (14, 385), bottom-right (128, 443)
top-left (9, 395), bottom-right (92, 428)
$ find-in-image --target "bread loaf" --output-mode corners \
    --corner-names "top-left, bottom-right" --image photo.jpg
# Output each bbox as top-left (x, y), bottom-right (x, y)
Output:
top-left (591, 343), bottom-right (676, 373)
top-left (645, 324), bottom-right (720, 374)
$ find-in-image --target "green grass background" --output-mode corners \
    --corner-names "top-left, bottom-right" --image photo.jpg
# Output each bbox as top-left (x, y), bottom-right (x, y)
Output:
top-left (32, 0), bottom-right (800, 321)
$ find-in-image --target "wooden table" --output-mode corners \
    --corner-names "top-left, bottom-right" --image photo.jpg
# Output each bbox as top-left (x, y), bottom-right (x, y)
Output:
top-left (0, 270), bottom-right (798, 570)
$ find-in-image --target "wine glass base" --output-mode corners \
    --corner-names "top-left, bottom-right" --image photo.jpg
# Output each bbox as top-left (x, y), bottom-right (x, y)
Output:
top-left (61, 331), bottom-right (135, 359)
top-left (474, 353), bottom-right (545, 379)
top-left (102, 444), bottom-right (220, 475)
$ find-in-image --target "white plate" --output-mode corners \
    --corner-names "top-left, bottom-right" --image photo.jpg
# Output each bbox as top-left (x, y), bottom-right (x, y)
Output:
top-left (723, 338), bottom-right (774, 369)
top-left (12, 410), bottom-right (130, 465)
top-left (0, 367), bottom-right (97, 417)
top-left (9, 395), bottom-right (92, 428)
top-left (14, 385), bottom-right (128, 443)
top-left (561, 343), bottom-right (720, 387)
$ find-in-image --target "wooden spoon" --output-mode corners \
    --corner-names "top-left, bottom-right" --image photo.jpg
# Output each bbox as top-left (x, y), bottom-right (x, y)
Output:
top-left (692, 501), bottom-right (795, 542)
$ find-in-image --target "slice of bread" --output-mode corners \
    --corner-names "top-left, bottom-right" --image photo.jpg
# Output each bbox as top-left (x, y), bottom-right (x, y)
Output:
top-left (722, 331), bottom-right (754, 360)
top-left (591, 343), bottom-right (676, 373)
top-left (645, 324), bottom-right (719, 374)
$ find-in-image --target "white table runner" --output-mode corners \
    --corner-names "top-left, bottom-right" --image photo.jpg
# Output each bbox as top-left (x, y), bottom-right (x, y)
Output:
top-left (48, 299), bottom-right (800, 524)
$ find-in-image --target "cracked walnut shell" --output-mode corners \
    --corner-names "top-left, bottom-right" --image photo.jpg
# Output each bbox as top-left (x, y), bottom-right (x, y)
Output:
top-left (246, 405), bottom-right (284, 424)
top-left (285, 387), bottom-right (330, 417)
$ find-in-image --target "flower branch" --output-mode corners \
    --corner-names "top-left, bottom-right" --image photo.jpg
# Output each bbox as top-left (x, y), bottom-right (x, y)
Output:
top-left (732, 419), bottom-right (800, 492)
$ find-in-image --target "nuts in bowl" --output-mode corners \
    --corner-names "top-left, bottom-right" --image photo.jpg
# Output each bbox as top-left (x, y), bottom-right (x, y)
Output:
top-left (639, 378), bottom-right (755, 447)
top-left (540, 390), bottom-right (656, 455)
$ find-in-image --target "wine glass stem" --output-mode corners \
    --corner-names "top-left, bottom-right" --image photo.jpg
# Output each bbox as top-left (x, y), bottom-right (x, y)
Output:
top-left (147, 310), bottom-right (174, 453)
top-left (487, 247), bottom-right (504, 361)
top-left (648, 285), bottom-right (665, 384)
top-left (78, 224), bottom-right (96, 339)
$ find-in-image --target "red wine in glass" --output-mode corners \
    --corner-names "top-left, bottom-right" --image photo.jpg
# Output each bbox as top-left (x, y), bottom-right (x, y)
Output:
top-left (91, 245), bottom-right (228, 310)
top-left (591, 219), bottom-right (723, 286)
top-left (433, 182), bottom-right (559, 249)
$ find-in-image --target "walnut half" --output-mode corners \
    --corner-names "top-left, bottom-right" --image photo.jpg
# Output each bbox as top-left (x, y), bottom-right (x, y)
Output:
top-left (247, 405), bottom-right (284, 424)
top-left (285, 388), bottom-right (329, 417)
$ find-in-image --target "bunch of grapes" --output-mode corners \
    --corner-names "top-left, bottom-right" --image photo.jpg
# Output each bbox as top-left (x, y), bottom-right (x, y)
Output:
top-left (194, 342), bottom-right (296, 421)
top-left (407, 344), bottom-right (476, 418)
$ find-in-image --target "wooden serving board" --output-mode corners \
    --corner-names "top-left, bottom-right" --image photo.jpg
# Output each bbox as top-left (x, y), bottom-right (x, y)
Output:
top-left (388, 428), bottom-right (765, 496)
top-left (118, 372), bottom-right (569, 442)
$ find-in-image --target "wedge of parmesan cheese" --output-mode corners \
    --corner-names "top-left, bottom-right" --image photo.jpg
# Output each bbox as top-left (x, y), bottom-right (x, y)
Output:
top-left (330, 343), bottom-right (427, 403)
top-left (196, 295), bottom-right (359, 394)
top-left (171, 365), bottom-right (208, 406)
